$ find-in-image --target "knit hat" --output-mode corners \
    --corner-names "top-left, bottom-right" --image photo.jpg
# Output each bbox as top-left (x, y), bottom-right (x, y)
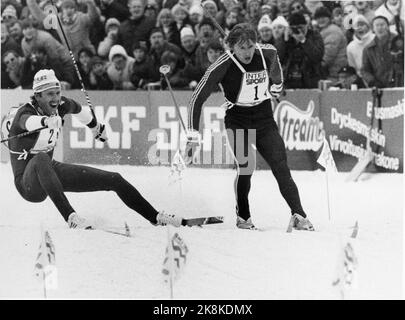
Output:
top-left (189, 4), bottom-right (204, 16)
top-left (258, 14), bottom-right (272, 31)
top-left (261, 4), bottom-right (272, 11)
top-left (61, 0), bottom-right (77, 9)
top-left (147, 0), bottom-right (159, 9)
top-left (180, 26), bottom-right (195, 40)
top-left (199, 17), bottom-right (215, 29)
top-left (89, 56), bottom-right (105, 70)
top-left (352, 14), bottom-right (370, 30)
top-left (132, 41), bottom-right (148, 53)
top-left (247, 0), bottom-right (261, 7)
top-left (314, 6), bottom-right (332, 19)
top-left (33, 69), bottom-right (61, 93)
top-left (1, 5), bottom-right (17, 19)
top-left (171, 3), bottom-right (189, 16)
top-left (288, 13), bottom-right (306, 26)
top-left (105, 18), bottom-right (120, 33)
top-left (202, 0), bottom-right (218, 11)
top-left (271, 15), bottom-right (289, 29)
top-left (372, 15), bottom-right (390, 26)
top-left (108, 45), bottom-right (128, 62)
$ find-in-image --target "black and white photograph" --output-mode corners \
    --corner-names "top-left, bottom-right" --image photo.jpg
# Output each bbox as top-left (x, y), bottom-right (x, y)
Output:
top-left (0, 0), bottom-right (403, 304)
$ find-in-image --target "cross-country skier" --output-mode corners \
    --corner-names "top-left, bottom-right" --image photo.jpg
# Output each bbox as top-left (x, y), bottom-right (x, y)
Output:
top-left (185, 23), bottom-right (314, 231)
top-left (2, 69), bottom-right (183, 229)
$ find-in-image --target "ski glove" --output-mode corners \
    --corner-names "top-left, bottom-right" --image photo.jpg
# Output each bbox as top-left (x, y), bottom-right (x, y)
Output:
top-left (269, 83), bottom-right (283, 99)
top-left (184, 129), bottom-right (201, 165)
top-left (44, 115), bottom-right (62, 129)
top-left (92, 122), bottom-right (108, 142)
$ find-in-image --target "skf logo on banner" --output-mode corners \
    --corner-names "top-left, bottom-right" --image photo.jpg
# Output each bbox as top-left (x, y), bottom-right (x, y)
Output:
top-left (274, 100), bottom-right (324, 151)
top-left (34, 227), bottom-right (57, 297)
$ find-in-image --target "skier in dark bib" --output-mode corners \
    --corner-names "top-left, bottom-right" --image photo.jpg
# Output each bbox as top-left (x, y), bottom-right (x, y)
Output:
top-left (185, 23), bottom-right (314, 231)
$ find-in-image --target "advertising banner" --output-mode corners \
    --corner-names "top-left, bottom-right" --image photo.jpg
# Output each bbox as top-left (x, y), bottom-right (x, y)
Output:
top-left (321, 89), bottom-right (403, 172)
top-left (1, 89), bottom-right (402, 172)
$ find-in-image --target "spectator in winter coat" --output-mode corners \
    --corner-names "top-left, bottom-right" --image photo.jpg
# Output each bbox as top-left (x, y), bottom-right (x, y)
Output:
top-left (314, 6), bottom-right (347, 82)
top-left (334, 65), bottom-right (366, 89)
top-left (179, 26), bottom-right (203, 86)
top-left (180, 26), bottom-right (199, 66)
top-left (277, 0), bottom-right (291, 18)
top-left (270, 15), bottom-right (289, 65)
top-left (245, 0), bottom-right (262, 29)
top-left (206, 39), bottom-right (224, 65)
top-left (156, 8), bottom-right (179, 46)
top-left (118, 0), bottom-right (156, 55)
top-left (76, 48), bottom-right (94, 89)
top-left (8, 20), bottom-right (23, 45)
top-left (20, 45), bottom-right (76, 89)
top-left (26, 0), bottom-right (100, 59)
top-left (346, 14), bottom-right (375, 77)
top-left (88, 56), bottom-right (114, 90)
top-left (20, 18), bottom-right (72, 68)
top-left (195, 18), bottom-right (218, 71)
top-left (332, 6), bottom-right (344, 31)
top-left (362, 15), bottom-right (403, 88)
top-left (1, 21), bottom-right (22, 89)
top-left (258, 14), bottom-right (273, 45)
top-left (374, 0), bottom-right (404, 35)
top-left (97, 18), bottom-right (121, 58)
top-left (106, 44), bottom-right (135, 89)
top-left (99, 0), bottom-right (130, 22)
top-left (284, 13), bottom-right (324, 89)
top-left (202, 0), bottom-right (219, 21)
top-left (2, 50), bottom-right (25, 88)
top-left (148, 27), bottom-right (184, 78)
top-left (223, 7), bottom-right (242, 35)
top-left (1, 4), bottom-right (18, 28)
top-left (188, 4), bottom-right (204, 27)
top-left (145, 0), bottom-right (159, 21)
top-left (160, 50), bottom-right (189, 89)
top-left (171, 3), bottom-right (192, 47)
top-left (261, 4), bottom-right (278, 21)
top-left (354, 1), bottom-right (375, 24)
top-left (130, 41), bottom-right (157, 88)
top-left (1, 21), bottom-right (22, 57)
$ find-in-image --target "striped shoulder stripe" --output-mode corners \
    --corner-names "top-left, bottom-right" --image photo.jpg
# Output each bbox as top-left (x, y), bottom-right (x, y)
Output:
top-left (188, 54), bottom-right (230, 128)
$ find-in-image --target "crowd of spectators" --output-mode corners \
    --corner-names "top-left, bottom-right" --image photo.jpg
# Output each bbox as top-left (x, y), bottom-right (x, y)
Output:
top-left (1, 0), bottom-right (404, 91)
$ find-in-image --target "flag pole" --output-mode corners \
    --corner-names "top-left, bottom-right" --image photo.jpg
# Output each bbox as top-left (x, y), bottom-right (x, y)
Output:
top-left (40, 223), bottom-right (47, 299)
top-left (325, 170), bottom-right (331, 221)
top-left (43, 269), bottom-right (47, 299)
top-left (166, 226), bottom-right (174, 299)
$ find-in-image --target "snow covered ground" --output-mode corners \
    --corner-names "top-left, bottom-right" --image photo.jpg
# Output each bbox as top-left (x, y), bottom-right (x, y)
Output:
top-left (0, 163), bottom-right (403, 300)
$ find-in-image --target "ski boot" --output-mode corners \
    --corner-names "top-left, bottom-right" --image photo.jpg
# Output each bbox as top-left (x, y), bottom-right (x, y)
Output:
top-left (236, 216), bottom-right (257, 230)
top-left (68, 212), bottom-right (93, 229)
top-left (292, 213), bottom-right (314, 231)
top-left (156, 211), bottom-right (183, 227)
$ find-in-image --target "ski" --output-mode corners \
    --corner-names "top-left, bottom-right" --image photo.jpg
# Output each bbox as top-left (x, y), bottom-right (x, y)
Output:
top-left (182, 216), bottom-right (224, 226)
top-left (90, 222), bottom-right (132, 237)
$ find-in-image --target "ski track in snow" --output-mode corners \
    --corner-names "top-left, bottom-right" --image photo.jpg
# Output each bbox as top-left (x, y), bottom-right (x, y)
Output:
top-left (0, 164), bottom-right (402, 299)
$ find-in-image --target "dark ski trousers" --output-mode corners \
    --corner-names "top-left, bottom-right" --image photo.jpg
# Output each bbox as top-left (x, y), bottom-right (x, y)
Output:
top-left (224, 100), bottom-right (306, 220)
top-left (15, 153), bottom-right (159, 223)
